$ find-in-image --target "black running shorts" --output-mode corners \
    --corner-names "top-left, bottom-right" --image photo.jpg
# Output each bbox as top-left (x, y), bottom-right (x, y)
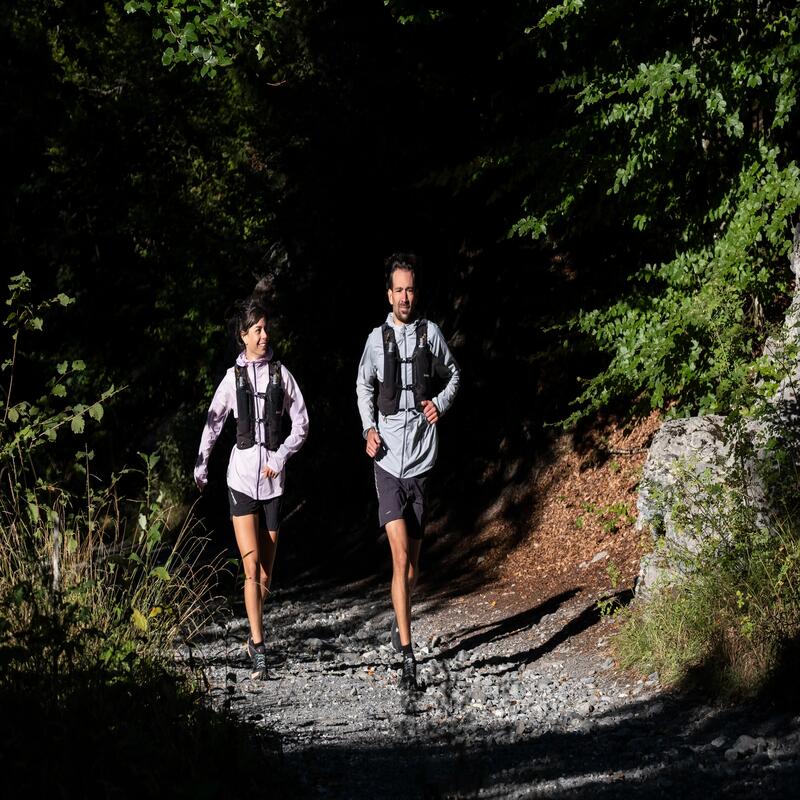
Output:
top-left (374, 463), bottom-right (429, 540)
top-left (228, 487), bottom-right (282, 531)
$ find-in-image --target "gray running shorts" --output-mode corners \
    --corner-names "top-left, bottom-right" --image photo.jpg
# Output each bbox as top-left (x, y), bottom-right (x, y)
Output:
top-left (228, 487), bottom-right (282, 531)
top-left (374, 463), bottom-right (429, 540)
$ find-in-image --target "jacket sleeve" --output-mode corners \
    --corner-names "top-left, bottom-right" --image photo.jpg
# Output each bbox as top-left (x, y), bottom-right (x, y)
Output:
top-left (429, 322), bottom-right (460, 416)
top-left (266, 365), bottom-right (310, 474)
top-left (355, 332), bottom-right (378, 437)
top-left (194, 371), bottom-right (234, 490)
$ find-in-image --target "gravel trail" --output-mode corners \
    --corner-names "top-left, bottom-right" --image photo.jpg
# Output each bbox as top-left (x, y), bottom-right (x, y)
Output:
top-left (189, 581), bottom-right (800, 799)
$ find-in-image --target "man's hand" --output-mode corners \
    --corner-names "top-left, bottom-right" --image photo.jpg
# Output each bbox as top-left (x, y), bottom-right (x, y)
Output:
top-left (421, 399), bottom-right (439, 425)
top-left (366, 427), bottom-right (382, 458)
top-left (262, 465), bottom-right (279, 479)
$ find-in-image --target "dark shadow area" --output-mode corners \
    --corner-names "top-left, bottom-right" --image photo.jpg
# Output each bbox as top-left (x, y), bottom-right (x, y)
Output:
top-left (476, 588), bottom-right (634, 674)
top-left (0, 667), bottom-right (300, 797)
top-left (759, 632), bottom-right (800, 707)
top-left (275, 691), bottom-right (800, 799)
top-left (434, 588), bottom-right (581, 661)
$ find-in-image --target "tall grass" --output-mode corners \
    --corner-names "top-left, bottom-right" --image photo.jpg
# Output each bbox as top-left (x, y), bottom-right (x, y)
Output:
top-left (617, 449), bottom-right (800, 696)
top-left (0, 454), bottom-right (216, 688)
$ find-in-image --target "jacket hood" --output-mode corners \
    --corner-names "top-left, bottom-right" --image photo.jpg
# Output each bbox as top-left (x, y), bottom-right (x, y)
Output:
top-left (236, 346), bottom-right (275, 367)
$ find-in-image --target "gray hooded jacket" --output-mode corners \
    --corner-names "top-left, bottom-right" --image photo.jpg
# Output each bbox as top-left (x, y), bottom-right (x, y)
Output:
top-left (356, 314), bottom-right (460, 479)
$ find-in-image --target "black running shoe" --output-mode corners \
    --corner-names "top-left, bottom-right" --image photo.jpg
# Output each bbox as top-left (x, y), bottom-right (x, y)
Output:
top-left (398, 655), bottom-right (418, 691)
top-left (247, 637), bottom-right (267, 680)
top-left (390, 617), bottom-right (402, 653)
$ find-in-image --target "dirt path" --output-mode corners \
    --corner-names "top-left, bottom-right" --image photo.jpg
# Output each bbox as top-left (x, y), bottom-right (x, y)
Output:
top-left (186, 417), bottom-right (798, 796)
top-left (188, 575), bottom-right (799, 799)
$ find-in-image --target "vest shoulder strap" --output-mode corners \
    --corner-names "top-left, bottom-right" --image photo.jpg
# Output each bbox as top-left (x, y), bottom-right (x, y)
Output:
top-left (415, 319), bottom-right (428, 347)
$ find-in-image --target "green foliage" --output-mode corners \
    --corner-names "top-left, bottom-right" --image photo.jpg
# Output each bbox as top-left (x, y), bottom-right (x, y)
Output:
top-left (578, 500), bottom-right (635, 533)
top-left (520, 1), bottom-right (800, 422)
top-left (596, 560), bottom-right (624, 617)
top-left (2, 274), bottom-right (122, 459)
top-left (0, 276), bottom-right (216, 674)
top-left (124, 0), bottom-right (287, 76)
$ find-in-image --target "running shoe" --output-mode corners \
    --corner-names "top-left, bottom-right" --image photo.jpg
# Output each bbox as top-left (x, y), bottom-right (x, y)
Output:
top-left (398, 655), bottom-right (418, 691)
top-left (247, 637), bottom-right (267, 680)
top-left (390, 616), bottom-right (402, 653)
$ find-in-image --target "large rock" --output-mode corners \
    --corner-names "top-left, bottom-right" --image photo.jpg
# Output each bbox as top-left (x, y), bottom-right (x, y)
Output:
top-left (635, 225), bottom-right (800, 595)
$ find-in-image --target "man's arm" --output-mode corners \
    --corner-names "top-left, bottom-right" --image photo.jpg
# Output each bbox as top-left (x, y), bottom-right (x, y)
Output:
top-left (428, 322), bottom-right (460, 416)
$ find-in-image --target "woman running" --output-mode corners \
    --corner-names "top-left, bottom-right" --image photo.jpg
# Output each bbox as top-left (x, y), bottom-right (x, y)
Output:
top-left (194, 289), bottom-right (309, 679)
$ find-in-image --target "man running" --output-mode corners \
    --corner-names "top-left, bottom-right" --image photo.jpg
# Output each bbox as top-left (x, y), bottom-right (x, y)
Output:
top-left (356, 253), bottom-right (460, 690)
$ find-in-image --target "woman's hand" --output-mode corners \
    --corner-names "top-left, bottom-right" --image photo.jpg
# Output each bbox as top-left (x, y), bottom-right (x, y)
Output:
top-left (262, 464), bottom-right (279, 479)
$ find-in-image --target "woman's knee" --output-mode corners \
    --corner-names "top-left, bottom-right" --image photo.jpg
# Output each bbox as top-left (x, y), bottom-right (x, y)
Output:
top-left (240, 553), bottom-right (261, 583)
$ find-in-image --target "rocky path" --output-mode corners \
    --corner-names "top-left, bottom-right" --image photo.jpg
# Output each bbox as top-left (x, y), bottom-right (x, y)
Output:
top-left (188, 580), bottom-right (800, 799)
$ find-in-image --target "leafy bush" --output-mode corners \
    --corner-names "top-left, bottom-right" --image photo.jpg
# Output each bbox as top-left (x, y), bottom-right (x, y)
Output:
top-left (1, 274), bottom-right (214, 670)
top-left (518, 1), bottom-right (800, 423)
top-left (615, 424), bottom-right (800, 695)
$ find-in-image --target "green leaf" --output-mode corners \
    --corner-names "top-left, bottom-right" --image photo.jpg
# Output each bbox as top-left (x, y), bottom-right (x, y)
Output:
top-left (88, 403), bottom-right (104, 421)
top-left (150, 566), bottom-right (171, 581)
top-left (70, 416), bottom-right (85, 434)
top-left (57, 361), bottom-right (68, 374)
top-left (71, 360), bottom-right (86, 372)
top-left (51, 384), bottom-right (66, 397)
top-left (7, 407), bottom-right (19, 423)
top-left (138, 513), bottom-right (148, 531)
top-left (131, 608), bottom-right (149, 633)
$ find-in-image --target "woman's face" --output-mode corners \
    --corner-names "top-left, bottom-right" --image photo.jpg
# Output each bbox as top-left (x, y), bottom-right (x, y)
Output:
top-left (241, 317), bottom-right (269, 360)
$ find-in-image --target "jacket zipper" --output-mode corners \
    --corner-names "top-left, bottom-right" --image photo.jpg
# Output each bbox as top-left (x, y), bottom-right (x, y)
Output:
top-left (252, 362), bottom-right (261, 501)
top-left (400, 325), bottom-right (408, 478)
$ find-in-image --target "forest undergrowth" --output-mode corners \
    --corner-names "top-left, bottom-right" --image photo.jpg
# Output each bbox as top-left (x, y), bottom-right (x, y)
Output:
top-left (0, 275), bottom-right (296, 795)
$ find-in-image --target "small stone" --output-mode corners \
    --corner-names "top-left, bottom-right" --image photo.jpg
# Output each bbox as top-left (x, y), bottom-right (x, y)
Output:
top-left (731, 734), bottom-right (759, 757)
top-left (455, 649), bottom-right (469, 663)
top-left (361, 649), bottom-right (379, 662)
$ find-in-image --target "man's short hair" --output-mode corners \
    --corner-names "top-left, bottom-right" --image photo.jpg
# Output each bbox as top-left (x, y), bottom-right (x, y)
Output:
top-left (385, 252), bottom-right (418, 290)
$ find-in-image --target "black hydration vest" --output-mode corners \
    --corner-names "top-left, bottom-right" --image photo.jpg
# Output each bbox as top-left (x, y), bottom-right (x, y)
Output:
top-left (234, 360), bottom-right (286, 451)
top-left (377, 320), bottom-right (434, 416)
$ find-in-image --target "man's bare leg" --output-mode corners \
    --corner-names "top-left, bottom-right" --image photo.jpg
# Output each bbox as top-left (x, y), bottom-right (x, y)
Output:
top-left (386, 518), bottom-right (421, 646)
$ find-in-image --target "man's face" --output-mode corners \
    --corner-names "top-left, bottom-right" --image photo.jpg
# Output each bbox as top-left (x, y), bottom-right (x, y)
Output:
top-left (387, 268), bottom-right (416, 324)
